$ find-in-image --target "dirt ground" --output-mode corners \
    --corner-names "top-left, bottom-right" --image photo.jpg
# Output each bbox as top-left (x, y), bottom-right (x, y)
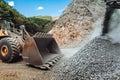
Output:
top-left (0, 59), bottom-right (65, 80)
top-left (0, 61), bottom-right (44, 80)
top-left (0, 48), bottom-right (79, 80)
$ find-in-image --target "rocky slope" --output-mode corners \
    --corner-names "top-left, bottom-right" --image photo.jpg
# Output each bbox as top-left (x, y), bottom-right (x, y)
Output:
top-left (49, 0), bottom-right (105, 47)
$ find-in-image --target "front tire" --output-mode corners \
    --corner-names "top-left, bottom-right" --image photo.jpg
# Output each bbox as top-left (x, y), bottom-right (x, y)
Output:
top-left (0, 37), bottom-right (21, 63)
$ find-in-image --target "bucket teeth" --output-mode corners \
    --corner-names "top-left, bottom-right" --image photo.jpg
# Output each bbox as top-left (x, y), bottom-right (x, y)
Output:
top-left (40, 64), bottom-right (51, 70)
top-left (34, 32), bottom-right (53, 38)
top-left (56, 57), bottom-right (60, 60)
top-left (42, 55), bottom-right (63, 70)
top-left (51, 59), bottom-right (57, 64)
top-left (54, 58), bottom-right (58, 61)
top-left (27, 55), bottom-right (63, 70)
top-left (46, 61), bottom-right (54, 67)
top-left (39, 66), bottom-right (47, 70)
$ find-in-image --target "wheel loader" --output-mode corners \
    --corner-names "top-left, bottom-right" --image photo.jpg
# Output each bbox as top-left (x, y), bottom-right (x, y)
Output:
top-left (0, 18), bottom-right (62, 70)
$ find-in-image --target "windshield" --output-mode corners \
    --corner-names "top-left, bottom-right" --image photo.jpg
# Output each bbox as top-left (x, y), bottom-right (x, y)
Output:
top-left (0, 20), bottom-right (10, 30)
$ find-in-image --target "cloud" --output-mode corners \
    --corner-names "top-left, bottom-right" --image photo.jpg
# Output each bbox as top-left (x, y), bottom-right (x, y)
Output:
top-left (8, 1), bottom-right (14, 7)
top-left (37, 6), bottom-right (44, 10)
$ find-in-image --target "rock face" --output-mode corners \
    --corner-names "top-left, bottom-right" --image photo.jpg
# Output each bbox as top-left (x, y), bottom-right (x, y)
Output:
top-left (49, 0), bottom-right (105, 47)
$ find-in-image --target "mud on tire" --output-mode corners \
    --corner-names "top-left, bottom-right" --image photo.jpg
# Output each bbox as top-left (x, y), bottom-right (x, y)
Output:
top-left (0, 37), bottom-right (21, 63)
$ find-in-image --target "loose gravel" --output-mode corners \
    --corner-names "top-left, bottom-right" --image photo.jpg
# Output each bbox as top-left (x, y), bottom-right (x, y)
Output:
top-left (45, 37), bottom-right (120, 80)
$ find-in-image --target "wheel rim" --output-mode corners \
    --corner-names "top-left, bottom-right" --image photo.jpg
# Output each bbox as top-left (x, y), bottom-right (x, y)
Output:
top-left (1, 45), bottom-right (8, 57)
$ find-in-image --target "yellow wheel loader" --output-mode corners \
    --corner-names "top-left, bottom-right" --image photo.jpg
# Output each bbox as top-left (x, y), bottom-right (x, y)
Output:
top-left (0, 18), bottom-right (62, 70)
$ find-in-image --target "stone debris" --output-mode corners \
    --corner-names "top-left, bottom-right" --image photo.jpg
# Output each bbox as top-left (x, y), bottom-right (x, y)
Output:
top-left (46, 37), bottom-right (120, 80)
top-left (49, 0), bottom-right (105, 48)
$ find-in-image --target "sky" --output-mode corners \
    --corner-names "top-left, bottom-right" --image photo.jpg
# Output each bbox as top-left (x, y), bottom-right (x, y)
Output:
top-left (4, 0), bottom-right (72, 17)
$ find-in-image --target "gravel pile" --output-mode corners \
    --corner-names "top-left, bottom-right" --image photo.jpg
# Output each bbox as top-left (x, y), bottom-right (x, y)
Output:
top-left (46, 36), bottom-right (120, 80)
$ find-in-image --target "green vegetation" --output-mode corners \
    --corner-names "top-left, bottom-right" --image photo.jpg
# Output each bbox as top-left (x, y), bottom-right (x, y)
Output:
top-left (0, 0), bottom-right (55, 34)
top-left (28, 16), bottom-right (54, 32)
top-left (44, 20), bottom-right (56, 32)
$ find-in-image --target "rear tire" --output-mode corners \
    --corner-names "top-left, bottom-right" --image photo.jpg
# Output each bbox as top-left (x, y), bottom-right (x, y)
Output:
top-left (0, 37), bottom-right (21, 63)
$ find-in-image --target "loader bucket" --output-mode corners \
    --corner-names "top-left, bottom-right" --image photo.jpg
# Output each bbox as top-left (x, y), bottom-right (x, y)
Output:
top-left (22, 32), bottom-right (62, 69)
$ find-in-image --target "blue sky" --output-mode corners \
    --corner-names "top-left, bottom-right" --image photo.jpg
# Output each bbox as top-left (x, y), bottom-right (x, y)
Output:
top-left (4, 0), bottom-right (72, 17)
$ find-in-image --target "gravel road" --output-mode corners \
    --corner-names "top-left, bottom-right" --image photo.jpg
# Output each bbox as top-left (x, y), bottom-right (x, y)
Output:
top-left (0, 36), bottom-right (120, 80)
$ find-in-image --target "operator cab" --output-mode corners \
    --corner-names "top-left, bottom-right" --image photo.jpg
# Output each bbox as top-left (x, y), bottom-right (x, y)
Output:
top-left (0, 18), bottom-right (22, 35)
top-left (0, 18), bottom-right (13, 31)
